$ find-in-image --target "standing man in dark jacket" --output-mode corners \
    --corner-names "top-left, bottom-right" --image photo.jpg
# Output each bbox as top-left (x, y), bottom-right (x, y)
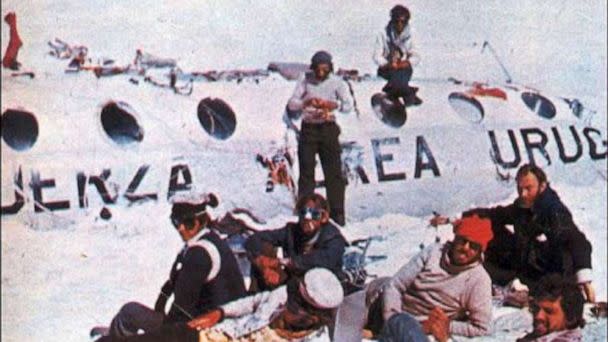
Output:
top-left (287, 51), bottom-right (354, 226)
top-left (244, 193), bottom-right (347, 292)
top-left (93, 195), bottom-right (246, 339)
top-left (431, 164), bottom-right (595, 303)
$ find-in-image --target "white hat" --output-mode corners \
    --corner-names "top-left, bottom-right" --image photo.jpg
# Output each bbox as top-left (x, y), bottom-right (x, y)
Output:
top-left (169, 191), bottom-right (221, 218)
top-left (299, 268), bottom-right (344, 310)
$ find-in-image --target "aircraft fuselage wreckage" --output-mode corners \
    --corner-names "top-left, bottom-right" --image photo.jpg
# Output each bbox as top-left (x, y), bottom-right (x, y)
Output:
top-left (2, 56), bottom-right (606, 222)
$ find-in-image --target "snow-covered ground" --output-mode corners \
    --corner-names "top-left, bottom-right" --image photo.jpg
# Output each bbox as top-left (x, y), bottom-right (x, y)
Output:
top-left (2, 0), bottom-right (606, 341)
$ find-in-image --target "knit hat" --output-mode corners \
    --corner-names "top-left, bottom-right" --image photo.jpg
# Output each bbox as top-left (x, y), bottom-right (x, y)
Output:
top-left (299, 268), bottom-right (344, 309)
top-left (310, 51), bottom-right (333, 68)
top-left (453, 215), bottom-right (494, 251)
top-left (170, 192), bottom-right (219, 221)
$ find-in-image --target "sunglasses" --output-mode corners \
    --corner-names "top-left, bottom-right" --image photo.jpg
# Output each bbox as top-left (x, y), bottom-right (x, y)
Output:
top-left (299, 207), bottom-right (324, 221)
top-left (171, 215), bottom-right (195, 229)
top-left (453, 236), bottom-right (482, 252)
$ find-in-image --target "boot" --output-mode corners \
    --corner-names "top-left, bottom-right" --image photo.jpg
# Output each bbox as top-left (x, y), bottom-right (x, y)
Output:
top-left (402, 89), bottom-right (422, 107)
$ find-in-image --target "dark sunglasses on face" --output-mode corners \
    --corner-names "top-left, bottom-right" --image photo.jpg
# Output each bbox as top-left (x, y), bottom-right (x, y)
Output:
top-left (299, 207), bottom-right (323, 221)
top-left (453, 236), bottom-right (482, 252)
top-left (171, 216), bottom-right (195, 229)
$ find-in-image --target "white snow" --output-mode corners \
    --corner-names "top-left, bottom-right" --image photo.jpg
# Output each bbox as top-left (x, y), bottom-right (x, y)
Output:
top-left (1, 0), bottom-right (606, 341)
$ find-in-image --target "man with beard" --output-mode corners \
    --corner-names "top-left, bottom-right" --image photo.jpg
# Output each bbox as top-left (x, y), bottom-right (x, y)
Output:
top-left (431, 164), bottom-right (595, 303)
top-left (517, 274), bottom-right (586, 341)
top-left (333, 215), bottom-right (494, 342)
top-left (287, 51), bottom-right (353, 226)
top-left (244, 193), bottom-right (347, 293)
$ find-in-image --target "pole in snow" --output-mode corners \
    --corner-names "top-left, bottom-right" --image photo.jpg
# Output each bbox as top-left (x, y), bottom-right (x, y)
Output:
top-left (482, 41), bottom-right (513, 84)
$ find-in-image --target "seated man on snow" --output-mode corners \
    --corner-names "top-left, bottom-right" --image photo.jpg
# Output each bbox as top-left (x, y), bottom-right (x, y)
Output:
top-left (244, 193), bottom-right (347, 293)
top-left (96, 268), bottom-right (344, 342)
top-left (431, 164), bottom-right (595, 304)
top-left (92, 194), bottom-right (246, 340)
top-left (333, 215), bottom-right (494, 342)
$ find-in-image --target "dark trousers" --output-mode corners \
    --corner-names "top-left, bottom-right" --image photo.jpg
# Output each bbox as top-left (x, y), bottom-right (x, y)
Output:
top-left (379, 313), bottom-right (429, 342)
top-left (108, 302), bottom-right (164, 338)
top-left (98, 323), bottom-right (197, 342)
top-left (378, 65), bottom-right (413, 99)
top-left (297, 122), bottom-right (345, 220)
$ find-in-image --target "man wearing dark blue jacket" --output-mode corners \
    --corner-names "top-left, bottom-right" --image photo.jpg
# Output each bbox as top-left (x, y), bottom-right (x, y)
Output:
top-left (94, 196), bottom-right (246, 339)
top-left (245, 193), bottom-right (347, 293)
top-left (431, 164), bottom-right (595, 303)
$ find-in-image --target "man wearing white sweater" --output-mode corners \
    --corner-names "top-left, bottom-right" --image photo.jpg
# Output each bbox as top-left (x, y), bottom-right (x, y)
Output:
top-left (287, 50), bottom-right (354, 226)
top-left (373, 5), bottom-right (422, 106)
top-left (333, 215), bottom-right (494, 342)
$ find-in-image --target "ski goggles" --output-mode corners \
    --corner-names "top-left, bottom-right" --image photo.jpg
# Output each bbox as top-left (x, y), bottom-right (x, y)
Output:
top-left (299, 207), bottom-right (324, 221)
top-left (171, 215), bottom-right (196, 229)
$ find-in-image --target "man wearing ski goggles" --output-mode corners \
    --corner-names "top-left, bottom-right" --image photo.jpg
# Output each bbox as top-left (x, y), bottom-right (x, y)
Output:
top-left (299, 206), bottom-right (324, 221)
top-left (245, 193), bottom-right (347, 293)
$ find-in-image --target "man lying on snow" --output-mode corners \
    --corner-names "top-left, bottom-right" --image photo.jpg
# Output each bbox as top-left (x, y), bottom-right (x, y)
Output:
top-left (244, 193), bottom-right (347, 293)
top-left (96, 268), bottom-right (344, 342)
top-left (516, 274), bottom-right (586, 342)
top-left (332, 215), bottom-right (494, 342)
top-left (92, 195), bottom-right (246, 340)
top-left (431, 163), bottom-right (595, 304)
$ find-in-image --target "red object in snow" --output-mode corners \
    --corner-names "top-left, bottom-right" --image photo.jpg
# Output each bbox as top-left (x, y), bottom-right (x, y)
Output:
top-left (3, 12), bottom-right (23, 70)
top-left (467, 82), bottom-right (508, 100)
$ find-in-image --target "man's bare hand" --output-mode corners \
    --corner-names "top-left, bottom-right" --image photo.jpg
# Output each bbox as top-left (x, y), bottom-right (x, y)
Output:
top-left (423, 307), bottom-right (450, 342)
top-left (262, 268), bottom-right (282, 286)
top-left (305, 97), bottom-right (337, 110)
top-left (580, 282), bottom-right (596, 303)
top-left (397, 59), bottom-right (411, 69)
top-left (254, 255), bottom-right (280, 269)
top-left (430, 215), bottom-right (450, 227)
top-left (187, 308), bottom-right (223, 330)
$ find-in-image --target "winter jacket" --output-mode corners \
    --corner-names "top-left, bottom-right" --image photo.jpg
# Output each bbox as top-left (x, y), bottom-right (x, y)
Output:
top-left (244, 221), bottom-right (347, 276)
top-left (287, 72), bottom-right (353, 124)
top-left (373, 24), bottom-right (420, 67)
top-left (516, 328), bottom-right (583, 342)
top-left (161, 228), bottom-right (247, 323)
top-left (465, 186), bottom-right (593, 284)
top-left (381, 242), bottom-right (492, 337)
